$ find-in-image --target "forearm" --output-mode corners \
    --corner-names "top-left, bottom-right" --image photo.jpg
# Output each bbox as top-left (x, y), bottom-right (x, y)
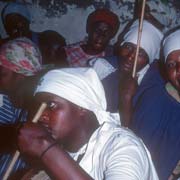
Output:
top-left (119, 97), bottom-right (133, 127)
top-left (41, 144), bottom-right (93, 180)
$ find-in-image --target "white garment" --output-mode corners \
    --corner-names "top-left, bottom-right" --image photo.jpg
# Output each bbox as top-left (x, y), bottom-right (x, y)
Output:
top-left (137, 64), bottom-right (150, 85)
top-left (121, 20), bottom-right (163, 64)
top-left (78, 122), bottom-right (159, 180)
top-left (163, 29), bottom-right (180, 61)
top-left (89, 58), bottom-right (117, 80)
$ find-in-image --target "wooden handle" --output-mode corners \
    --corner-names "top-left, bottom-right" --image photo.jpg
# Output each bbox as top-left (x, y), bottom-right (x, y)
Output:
top-left (2, 102), bottom-right (47, 180)
top-left (32, 103), bottom-right (47, 123)
top-left (132, 0), bottom-right (147, 78)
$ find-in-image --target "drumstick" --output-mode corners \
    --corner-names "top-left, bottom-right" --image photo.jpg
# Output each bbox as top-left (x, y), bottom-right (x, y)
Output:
top-left (2, 102), bottom-right (47, 180)
top-left (132, 0), bottom-right (147, 78)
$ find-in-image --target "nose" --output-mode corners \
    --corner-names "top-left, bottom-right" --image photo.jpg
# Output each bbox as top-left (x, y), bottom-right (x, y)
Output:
top-left (39, 110), bottom-right (50, 124)
top-left (124, 50), bottom-right (136, 66)
top-left (96, 35), bottom-right (104, 44)
top-left (127, 50), bottom-right (136, 61)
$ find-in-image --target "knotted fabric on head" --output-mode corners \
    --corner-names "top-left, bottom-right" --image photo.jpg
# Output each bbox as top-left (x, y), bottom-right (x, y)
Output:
top-left (35, 68), bottom-right (120, 125)
top-left (163, 29), bottom-right (180, 62)
top-left (86, 8), bottom-right (120, 37)
top-left (122, 20), bottom-right (163, 64)
top-left (2, 2), bottom-right (31, 22)
top-left (0, 37), bottom-right (42, 76)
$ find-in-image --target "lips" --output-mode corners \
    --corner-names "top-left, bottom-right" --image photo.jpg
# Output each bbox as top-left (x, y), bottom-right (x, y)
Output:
top-left (120, 61), bottom-right (133, 73)
top-left (94, 43), bottom-right (103, 49)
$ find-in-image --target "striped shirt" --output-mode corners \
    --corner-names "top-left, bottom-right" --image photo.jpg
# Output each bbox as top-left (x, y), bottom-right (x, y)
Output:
top-left (0, 94), bottom-right (28, 177)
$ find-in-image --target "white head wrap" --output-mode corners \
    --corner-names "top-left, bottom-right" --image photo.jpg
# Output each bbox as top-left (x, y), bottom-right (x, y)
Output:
top-left (35, 68), bottom-right (120, 125)
top-left (163, 29), bottom-right (180, 62)
top-left (122, 20), bottom-right (163, 64)
top-left (2, 2), bottom-right (31, 22)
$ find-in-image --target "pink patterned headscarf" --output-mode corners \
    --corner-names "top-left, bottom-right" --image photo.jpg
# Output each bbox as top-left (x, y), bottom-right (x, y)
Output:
top-left (0, 37), bottom-right (42, 76)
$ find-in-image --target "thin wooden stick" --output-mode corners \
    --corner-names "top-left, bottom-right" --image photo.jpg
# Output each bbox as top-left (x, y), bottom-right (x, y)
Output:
top-left (132, 0), bottom-right (147, 78)
top-left (2, 102), bottom-right (47, 180)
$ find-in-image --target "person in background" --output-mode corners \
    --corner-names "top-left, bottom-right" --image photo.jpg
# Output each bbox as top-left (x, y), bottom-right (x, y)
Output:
top-left (0, 37), bottom-right (42, 177)
top-left (1, 2), bottom-right (38, 44)
top-left (90, 19), bottom-right (163, 117)
top-left (117, 19), bottom-right (163, 126)
top-left (1, 2), bottom-right (66, 66)
top-left (130, 29), bottom-right (180, 180)
top-left (61, 8), bottom-right (120, 67)
top-left (39, 30), bottom-right (67, 66)
top-left (17, 68), bottom-right (158, 179)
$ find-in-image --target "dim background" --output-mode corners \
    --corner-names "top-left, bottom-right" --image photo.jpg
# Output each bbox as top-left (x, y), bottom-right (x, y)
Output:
top-left (0, 0), bottom-right (180, 44)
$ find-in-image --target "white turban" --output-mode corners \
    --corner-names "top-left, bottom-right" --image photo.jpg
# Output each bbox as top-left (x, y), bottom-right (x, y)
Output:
top-left (35, 68), bottom-right (120, 125)
top-left (163, 29), bottom-right (180, 62)
top-left (122, 20), bottom-right (163, 64)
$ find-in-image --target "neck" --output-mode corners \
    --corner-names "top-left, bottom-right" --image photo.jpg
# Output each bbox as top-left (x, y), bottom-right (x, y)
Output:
top-left (81, 44), bottom-right (103, 55)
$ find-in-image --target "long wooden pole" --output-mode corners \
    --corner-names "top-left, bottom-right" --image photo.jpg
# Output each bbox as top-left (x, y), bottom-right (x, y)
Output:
top-left (132, 0), bottom-right (147, 78)
top-left (2, 102), bottom-right (47, 180)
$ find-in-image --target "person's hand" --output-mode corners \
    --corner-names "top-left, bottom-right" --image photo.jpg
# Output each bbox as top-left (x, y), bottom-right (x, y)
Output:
top-left (18, 122), bottom-right (55, 159)
top-left (119, 75), bottom-right (138, 102)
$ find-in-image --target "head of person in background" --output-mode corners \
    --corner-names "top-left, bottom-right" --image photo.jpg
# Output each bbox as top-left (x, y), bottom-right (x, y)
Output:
top-left (117, 19), bottom-right (163, 84)
top-left (163, 29), bottom-right (180, 98)
top-left (0, 37), bottom-right (42, 108)
top-left (1, 2), bottom-right (31, 40)
top-left (84, 8), bottom-right (120, 55)
top-left (39, 30), bottom-right (67, 66)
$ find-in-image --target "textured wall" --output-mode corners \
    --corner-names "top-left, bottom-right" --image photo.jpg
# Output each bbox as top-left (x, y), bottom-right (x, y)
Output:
top-left (1, 0), bottom-right (180, 44)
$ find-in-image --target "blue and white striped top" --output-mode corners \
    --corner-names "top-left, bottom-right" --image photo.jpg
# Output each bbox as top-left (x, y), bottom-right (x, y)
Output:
top-left (0, 94), bottom-right (28, 177)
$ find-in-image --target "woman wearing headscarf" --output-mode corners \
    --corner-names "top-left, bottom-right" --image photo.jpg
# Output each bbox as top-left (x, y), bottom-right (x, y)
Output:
top-left (86, 19), bottom-right (163, 115)
top-left (130, 29), bottom-right (180, 180)
top-left (17, 68), bottom-right (158, 179)
top-left (116, 19), bottom-right (163, 126)
top-left (0, 37), bottom-right (42, 177)
top-left (60, 8), bottom-right (120, 67)
top-left (1, 2), bottom-right (37, 44)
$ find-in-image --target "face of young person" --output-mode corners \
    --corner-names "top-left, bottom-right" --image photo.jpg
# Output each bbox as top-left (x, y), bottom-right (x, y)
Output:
top-left (4, 14), bottom-right (30, 39)
top-left (118, 42), bottom-right (149, 74)
top-left (165, 49), bottom-right (180, 92)
top-left (35, 92), bottom-right (83, 149)
top-left (88, 22), bottom-right (113, 53)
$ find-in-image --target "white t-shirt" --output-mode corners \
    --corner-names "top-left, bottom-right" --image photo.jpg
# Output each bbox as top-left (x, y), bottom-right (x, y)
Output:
top-left (78, 122), bottom-right (158, 180)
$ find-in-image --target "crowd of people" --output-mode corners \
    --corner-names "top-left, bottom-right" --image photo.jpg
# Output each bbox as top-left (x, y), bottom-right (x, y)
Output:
top-left (0, 1), bottom-right (180, 180)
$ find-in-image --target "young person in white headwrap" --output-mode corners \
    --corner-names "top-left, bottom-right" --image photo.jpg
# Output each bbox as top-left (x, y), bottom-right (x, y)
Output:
top-left (130, 29), bottom-right (180, 180)
top-left (18, 68), bottom-right (158, 179)
top-left (116, 19), bottom-right (163, 126)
